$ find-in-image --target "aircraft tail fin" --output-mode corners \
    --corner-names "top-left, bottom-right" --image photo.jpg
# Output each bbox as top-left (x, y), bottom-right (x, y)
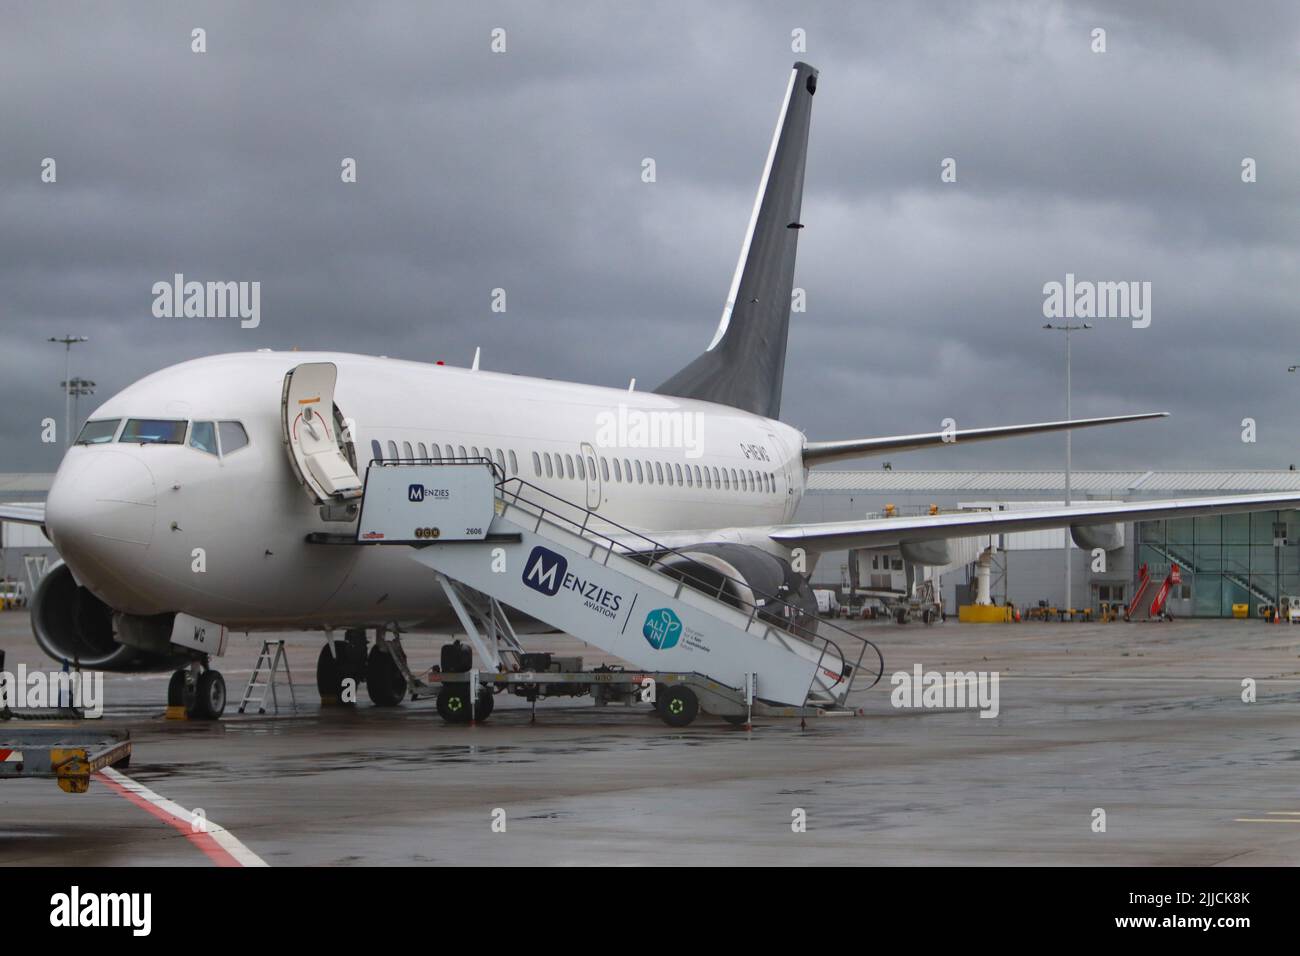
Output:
top-left (654, 62), bottom-right (817, 420)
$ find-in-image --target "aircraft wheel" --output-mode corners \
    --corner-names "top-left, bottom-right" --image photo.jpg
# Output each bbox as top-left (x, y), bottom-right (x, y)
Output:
top-left (317, 641), bottom-right (359, 703)
top-left (365, 646), bottom-right (407, 707)
top-left (720, 713), bottom-right (749, 726)
top-left (167, 669), bottom-right (188, 706)
top-left (436, 684), bottom-right (472, 724)
top-left (189, 670), bottom-right (226, 720)
top-left (659, 685), bottom-right (699, 728)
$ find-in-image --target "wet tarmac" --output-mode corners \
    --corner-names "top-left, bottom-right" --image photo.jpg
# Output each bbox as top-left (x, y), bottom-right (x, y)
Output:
top-left (3, 611), bottom-right (1300, 865)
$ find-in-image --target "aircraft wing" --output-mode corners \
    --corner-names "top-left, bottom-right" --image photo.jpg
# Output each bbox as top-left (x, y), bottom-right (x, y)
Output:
top-left (0, 503), bottom-right (45, 526)
top-left (802, 413), bottom-right (1167, 466)
top-left (765, 491), bottom-right (1300, 552)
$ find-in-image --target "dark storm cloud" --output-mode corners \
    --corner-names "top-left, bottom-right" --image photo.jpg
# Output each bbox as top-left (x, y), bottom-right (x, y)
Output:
top-left (1, 0), bottom-right (1296, 474)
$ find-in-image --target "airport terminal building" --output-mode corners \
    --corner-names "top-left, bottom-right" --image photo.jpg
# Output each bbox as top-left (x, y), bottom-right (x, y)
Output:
top-left (797, 470), bottom-right (1300, 618)
top-left (5, 470), bottom-right (1300, 619)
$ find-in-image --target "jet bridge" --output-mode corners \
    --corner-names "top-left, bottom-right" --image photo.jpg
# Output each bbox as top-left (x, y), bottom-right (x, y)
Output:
top-left (353, 459), bottom-right (883, 726)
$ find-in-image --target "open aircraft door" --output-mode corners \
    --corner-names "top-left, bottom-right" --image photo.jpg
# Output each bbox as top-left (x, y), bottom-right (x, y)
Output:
top-left (282, 362), bottom-right (363, 503)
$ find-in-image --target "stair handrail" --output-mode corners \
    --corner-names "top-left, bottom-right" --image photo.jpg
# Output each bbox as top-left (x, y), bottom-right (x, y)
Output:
top-left (492, 472), bottom-right (885, 702)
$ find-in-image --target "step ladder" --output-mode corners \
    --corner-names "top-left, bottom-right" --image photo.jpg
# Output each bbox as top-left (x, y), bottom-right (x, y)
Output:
top-left (353, 460), bottom-right (883, 715)
top-left (239, 640), bottom-right (298, 715)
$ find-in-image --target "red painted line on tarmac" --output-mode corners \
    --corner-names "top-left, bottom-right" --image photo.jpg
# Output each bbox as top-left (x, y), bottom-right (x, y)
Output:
top-left (95, 769), bottom-right (243, 867)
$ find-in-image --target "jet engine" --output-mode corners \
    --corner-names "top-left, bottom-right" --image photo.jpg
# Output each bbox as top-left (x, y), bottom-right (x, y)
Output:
top-left (639, 543), bottom-right (820, 631)
top-left (30, 561), bottom-right (187, 672)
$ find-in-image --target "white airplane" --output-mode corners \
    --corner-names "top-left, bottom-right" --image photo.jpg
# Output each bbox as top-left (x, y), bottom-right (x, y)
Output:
top-left (8, 62), bottom-right (1299, 719)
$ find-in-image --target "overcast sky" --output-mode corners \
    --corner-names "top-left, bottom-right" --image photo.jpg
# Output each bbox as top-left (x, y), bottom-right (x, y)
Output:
top-left (3, 0), bottom-right (1297, 474)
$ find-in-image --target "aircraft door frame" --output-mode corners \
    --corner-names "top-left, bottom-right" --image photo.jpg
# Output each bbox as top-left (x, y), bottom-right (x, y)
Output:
top-left (580, 441), bottom-right (601, 510)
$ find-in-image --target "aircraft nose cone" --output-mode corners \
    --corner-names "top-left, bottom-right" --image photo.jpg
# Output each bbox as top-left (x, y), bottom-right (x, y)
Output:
top-left (46, 451), bottom-right (157, 562)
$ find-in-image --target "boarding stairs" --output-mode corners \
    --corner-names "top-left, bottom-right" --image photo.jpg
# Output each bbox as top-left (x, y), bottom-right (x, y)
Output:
top-left (1145, 541), bottom-right (1275, 609)
top-left (1125, 562), bottom-right (1182, 621)
top-left (353, 459), bottom-right (883, 715)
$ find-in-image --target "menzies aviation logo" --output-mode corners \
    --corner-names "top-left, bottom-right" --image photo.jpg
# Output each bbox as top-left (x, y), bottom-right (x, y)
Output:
top-left (642, 608), bottom-right (682, 650)
top-left (522, 545), bottom-right (568, 596)
top-left (408, 484), bottom-right (425, 502)
top-left (521, 545), bottom-right (624, 618)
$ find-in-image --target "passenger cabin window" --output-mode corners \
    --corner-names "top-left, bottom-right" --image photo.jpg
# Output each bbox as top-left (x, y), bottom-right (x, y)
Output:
top-left (403, 441), bottom-right (414, 459)
top-left (75, 419), bottom-right (120, 444)
top-left (189, 421), bottom-right (218, 456)
top-left (371, 439), bottom-right (383, 463)
top-left (387, 440), bottom-right (399, 459)
top-left (532, 451), bottom-right (542, 477)
top-left (509, 450), bottom-right (518, 475)
top-left (544, 454), bottom-right (554, 478)
top-left (121, 419), bottom-right (187, 444)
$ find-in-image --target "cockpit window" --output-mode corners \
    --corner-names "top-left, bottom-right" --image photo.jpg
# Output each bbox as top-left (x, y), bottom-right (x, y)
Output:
top-left (120, 419), bottom-right (187, 444)
top-left (189, 421), bottom-right (218, 456)
top-left (75, 419), bottom-right (120, 444)
top-left (218, 421), bottom-right (249, 455)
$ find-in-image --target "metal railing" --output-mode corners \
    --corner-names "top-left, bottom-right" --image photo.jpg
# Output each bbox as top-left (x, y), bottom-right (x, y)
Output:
top-left (491, 473), bottom-right (884, 704)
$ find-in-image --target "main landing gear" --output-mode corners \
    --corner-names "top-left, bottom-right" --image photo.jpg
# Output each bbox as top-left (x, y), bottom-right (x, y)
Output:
top-left (167, 662), bottom-right (227, 720)
top-left (315, 627), bottom-right (410, 708)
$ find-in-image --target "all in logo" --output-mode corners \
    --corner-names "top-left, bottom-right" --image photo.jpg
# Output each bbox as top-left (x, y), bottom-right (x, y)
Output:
top-left (642, 608), bottom-right (682, 650)
top-left (408, 484), bottom-right (425, 502)
top-left (522, 545), bottom-right (568, 596)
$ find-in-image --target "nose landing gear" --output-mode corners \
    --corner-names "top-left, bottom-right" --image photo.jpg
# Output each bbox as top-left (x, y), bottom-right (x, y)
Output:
top-left (167, 662), bottom-right (227, 720)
